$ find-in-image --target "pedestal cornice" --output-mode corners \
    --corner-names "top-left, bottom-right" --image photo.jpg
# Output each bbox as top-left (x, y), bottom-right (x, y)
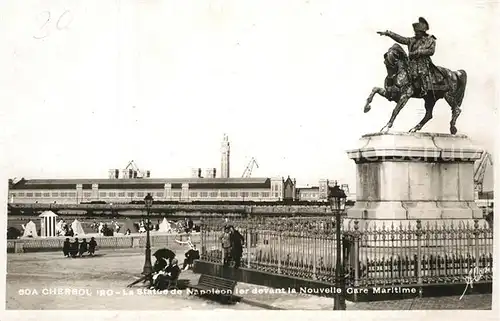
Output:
top-left (347, 132), bottom-right (483, 162)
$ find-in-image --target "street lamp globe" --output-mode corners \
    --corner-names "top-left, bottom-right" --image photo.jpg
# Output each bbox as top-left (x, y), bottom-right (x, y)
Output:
top-left (328, 184), bottom-right (347, 212)
top-left (144, 193), bottom-right (154, 208)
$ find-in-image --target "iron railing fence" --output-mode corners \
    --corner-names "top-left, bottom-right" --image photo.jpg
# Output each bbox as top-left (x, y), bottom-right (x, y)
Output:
top-left (7, 233), bottom-right (199, 252)
top-left (200, 217), bottom-right (493, 287)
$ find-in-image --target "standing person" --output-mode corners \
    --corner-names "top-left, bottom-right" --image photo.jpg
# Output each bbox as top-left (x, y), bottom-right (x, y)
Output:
top-left (79, 238), bottom-right (88, 257)
top-left (70, 238), bottom-right (79, 258)
top-left (220, 226), bottom-right (232, 266)
top-left (229, 226), bottom-right (245, 268)
top-left (139, 221), bottom-right (146, 233)
top-left (188, 218), bottom-right (194, 232)
top-left (62, 238), bottom-right (71, 258)
top-left (88, 237), bottom-right (97, 256)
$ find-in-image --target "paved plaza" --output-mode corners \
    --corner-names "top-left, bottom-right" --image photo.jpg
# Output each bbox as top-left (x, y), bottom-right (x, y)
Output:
top-left (6, 248), bottom-right (259, 310)
top-left (6, 248), bottom-right (492, 310)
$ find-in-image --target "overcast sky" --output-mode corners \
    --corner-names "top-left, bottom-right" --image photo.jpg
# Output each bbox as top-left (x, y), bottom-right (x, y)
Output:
top-left (1, 0), bottom-right (497, 190)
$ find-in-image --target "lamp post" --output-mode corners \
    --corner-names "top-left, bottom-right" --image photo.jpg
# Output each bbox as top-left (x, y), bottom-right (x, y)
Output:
top-left (328, 183), bottom-right (347, 310)
top-left (142, 193), bottom-right (154, 285)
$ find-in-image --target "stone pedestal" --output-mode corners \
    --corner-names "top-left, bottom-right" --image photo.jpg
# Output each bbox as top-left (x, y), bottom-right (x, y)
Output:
top-left (345, 132), bottom-right (486, 230)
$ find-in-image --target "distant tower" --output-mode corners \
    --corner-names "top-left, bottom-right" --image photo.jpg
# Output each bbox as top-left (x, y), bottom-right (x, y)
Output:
top-left (220, 134), bottom-right (230, 178)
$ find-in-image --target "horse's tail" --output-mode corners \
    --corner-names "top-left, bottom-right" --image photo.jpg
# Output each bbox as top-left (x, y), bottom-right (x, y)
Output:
top-left (455, 69), bottom-right (467, 107)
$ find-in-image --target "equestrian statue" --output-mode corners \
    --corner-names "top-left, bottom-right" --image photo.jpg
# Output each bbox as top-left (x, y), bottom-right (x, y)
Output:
top-left (364, 17), bottom-right (467, 135)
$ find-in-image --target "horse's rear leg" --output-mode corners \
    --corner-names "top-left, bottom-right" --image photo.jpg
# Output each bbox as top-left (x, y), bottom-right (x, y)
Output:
top-left (446, 69), bottom-right (466, 135)
top-left (364, 87), bottom-right (387, 113)
top-left (450, 106), bottom-right (461, 135)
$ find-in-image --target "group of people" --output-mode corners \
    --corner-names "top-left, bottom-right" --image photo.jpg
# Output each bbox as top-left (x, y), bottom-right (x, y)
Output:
top-left (137, 217), bottom-right (197, 234)
top-left (90, 220), bottom-right (120, 236)
top-left (220, 225), bottom-right (245, 268)
top-left (150, 256), bottom-right (181, 290)
top-left (56, 221), bottom-right (74, 237)
top-left (62, 237), bottom-right (97, 258)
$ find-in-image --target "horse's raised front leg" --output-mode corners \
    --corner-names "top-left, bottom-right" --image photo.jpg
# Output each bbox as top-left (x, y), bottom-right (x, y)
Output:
top-left (364, 87), bottom-right (387, 113)
top-left (380, 89), bottom-right (412, 133)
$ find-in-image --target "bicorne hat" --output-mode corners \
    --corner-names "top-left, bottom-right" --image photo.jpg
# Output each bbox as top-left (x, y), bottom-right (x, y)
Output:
top-left (412, 17), bottom-right (429, 32)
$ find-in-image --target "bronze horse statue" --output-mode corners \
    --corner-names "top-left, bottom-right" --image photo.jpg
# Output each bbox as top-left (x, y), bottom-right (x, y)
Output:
top-left (364, 43), bottom-right (467, 134)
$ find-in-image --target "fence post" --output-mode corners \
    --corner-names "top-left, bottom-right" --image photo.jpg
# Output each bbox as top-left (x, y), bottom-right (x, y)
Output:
top-left (313, 235), bottom-right (317, 280)
top-left (353, 220), bottom-right (360, 302)
top-left (200, 219), bottom-right (205, 260)
top-left (416, 220), bottom-right (423, 298)
top-left (14, 242), bottom-right (24, 253)
top-left (474, 219), bottom-right (480, 269)
top-left (247, 226), bottom-right (251, 268)
top-left (277, 232), bottom-right (282, 274)
top-left (132, 237), bottom-right (140, 248)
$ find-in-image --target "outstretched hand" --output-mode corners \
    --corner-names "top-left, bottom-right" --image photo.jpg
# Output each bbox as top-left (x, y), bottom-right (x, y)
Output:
top-left (377, 31), bottom-right (387, 36)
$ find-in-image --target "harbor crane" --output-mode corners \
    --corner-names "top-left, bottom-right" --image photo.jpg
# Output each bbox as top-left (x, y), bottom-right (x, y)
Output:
top-left (242, 157), bottom-right (259, 178)
top-left (474, 151), bottom-right (493, 197)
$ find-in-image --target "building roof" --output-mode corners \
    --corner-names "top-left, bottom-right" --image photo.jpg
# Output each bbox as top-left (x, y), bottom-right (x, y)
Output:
top-left (10, 177), bottom-right (272, 190)
top-left (296, 186), bottom-right (319, 191)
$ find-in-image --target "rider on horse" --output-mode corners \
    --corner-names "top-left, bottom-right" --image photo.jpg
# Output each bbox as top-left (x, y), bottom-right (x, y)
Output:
top-left (378, 17), bottom-right (448, 96)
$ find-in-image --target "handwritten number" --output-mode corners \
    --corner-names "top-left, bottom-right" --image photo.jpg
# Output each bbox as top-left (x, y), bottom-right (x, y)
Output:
top-left (33, 11), bottom-right (51, 39)
top-left (33, 10), bottom-right (72, 39)
top-left (56, 10), bottom-right (72, 30)
top-left (459, 267), bottom-right (489, 300)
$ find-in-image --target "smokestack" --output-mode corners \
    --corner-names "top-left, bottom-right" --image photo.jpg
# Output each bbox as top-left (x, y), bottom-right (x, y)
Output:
top-left (198, 168), bottom-right (202, 178)
top-left (115, 169), bottom-right (119, 179)
top-left (146, 170), bottom-right (150, 178)
top-left (128, 169), bottom-right (133, 178)
top-left (221, 134), bottom-right (230, 178)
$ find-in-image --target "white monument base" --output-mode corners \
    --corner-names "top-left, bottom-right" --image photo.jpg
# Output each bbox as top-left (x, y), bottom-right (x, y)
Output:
top-left (345, 132), bottom-right (487, 230)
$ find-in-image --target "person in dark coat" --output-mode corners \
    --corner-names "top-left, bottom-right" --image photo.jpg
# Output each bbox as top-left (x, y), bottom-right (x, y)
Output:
top-left (229, 226), bottom-right (245, 268)
top-left (152, 258), bottom-right (181, 290)
top-left (165, 258), bottom-right (181, 280)
top-left (220, 226), bottom-right (232, 266)
top-left (79, 238), bottom-right (88, 257)
top-left (70, 238), bottom-right (79, 258)
top-left (63, 238), bottom-right (71, 257)
top-left (187, 219), bottom-right (194, 232)
top-left (88, 237), bottom-right (97, 256)
top-left (182, 245), bottom-right (200, 270)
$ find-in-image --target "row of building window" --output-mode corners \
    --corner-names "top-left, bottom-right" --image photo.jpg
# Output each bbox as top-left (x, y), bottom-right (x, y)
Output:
top-left (13, 192), bottom-right (78, 198)
top-left (301, 193), bottom-right (319, 198)
top-left (187, 191), bottom-right (270, 198)
top-left (11, 192), bottom-right (165, 198)
top-left (11, 191), bottom-right (276, 198)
